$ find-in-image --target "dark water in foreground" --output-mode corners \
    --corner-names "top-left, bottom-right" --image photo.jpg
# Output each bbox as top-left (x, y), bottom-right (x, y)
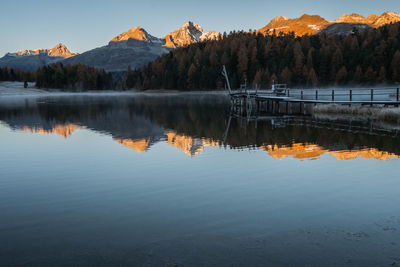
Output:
top-left (0, 94), bottom-right (400, 267)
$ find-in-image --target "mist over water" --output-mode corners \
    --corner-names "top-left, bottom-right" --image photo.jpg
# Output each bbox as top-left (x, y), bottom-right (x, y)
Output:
top-left (1, 94), bottom-right (400, 266)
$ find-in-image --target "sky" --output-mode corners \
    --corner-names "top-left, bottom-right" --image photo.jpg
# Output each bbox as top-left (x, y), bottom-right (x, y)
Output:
top-left (0, 0), bottom-right (399, 56)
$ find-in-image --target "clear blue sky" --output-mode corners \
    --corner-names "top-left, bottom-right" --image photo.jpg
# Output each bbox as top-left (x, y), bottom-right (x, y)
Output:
top-left (0, 0), bottom-right (399, 56)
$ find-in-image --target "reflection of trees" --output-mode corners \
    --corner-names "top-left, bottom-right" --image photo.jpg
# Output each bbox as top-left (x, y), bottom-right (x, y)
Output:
top-left (0, 95), bottom-right (400, 157)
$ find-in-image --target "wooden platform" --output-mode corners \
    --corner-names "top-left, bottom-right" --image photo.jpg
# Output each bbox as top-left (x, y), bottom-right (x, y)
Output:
top-left (229, 87), bottom-right (400, 107)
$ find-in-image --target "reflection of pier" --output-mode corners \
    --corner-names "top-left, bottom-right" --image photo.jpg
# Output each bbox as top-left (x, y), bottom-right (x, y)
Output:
top-left (223, 110), bottom-right (400, 145)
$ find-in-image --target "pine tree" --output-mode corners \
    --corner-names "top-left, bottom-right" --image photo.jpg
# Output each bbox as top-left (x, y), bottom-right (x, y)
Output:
top-left (335, 66), bottom-right (348, 85)
top-left (307, 68), bottom-right (318, 86)
top-left (391, 50), bottom-right (400, 83)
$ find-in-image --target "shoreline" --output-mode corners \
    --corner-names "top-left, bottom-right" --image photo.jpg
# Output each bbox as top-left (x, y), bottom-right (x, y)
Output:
top-left (312, 104), bottom-right (400, 125)
top-left (0, 81), bottom-right (227, 96)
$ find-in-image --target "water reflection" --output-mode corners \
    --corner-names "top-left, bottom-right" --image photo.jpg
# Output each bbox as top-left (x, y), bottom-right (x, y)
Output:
top-left (0, 94), bottom-right (400, 160)
top-left (2, 94), bottom-right (400, 266)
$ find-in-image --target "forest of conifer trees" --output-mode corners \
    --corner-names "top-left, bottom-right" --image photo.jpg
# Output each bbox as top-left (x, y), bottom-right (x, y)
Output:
top-left (126, 22), bottom-right (400, 90)
top-left (35, 63), bottom-right (113, 91)
top-left (1, 63), bottom-right (113, 91)
top-left (0, 67), bottom-right (35, 83)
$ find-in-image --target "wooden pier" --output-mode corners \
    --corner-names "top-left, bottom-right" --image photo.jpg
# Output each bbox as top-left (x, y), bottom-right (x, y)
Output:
top-left (222, 66), bottom-right (400, 113)
top-left (234, 88), bottom-right (400, 114)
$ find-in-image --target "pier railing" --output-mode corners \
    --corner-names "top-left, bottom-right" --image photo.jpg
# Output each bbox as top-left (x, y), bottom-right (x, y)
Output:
top-left (284, 87), bottom-right (400, 104)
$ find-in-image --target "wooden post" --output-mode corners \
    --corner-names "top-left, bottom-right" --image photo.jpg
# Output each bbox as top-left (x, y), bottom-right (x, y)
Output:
top-left (301, 90), bottom-right (304, 100)
top-left (350, 90), bottom-right (352, 102)
top-left (332, 90), bottom-right (335, 102)
top-left (315, 90), bottom-right (318, 101)
top-left (397, 88), bottom-right (399, 102)
top-left (287, 89), bottom-right (290, 97)
top-left (370, 89), bottom-right (374, 107)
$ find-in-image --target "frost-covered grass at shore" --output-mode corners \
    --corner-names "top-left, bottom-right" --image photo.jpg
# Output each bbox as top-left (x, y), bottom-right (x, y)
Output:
top-left (312, 104), bottom-right (400, 124)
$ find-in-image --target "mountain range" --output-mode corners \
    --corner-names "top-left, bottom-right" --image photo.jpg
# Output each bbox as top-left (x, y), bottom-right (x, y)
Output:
top-left (257, 11), bottom-right (400, 36)
top-left (1, 12), bottom-right (399, 72)
top-left (0, 22), bottom-right (221, 72)
top-left (62, 22), bottom-right (222, 72)
top-left (0, 43), bottom-right (77, 71)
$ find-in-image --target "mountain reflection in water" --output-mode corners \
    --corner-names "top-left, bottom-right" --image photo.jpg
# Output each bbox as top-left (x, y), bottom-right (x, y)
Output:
top-left (0, 94), bottom-right (400, 160)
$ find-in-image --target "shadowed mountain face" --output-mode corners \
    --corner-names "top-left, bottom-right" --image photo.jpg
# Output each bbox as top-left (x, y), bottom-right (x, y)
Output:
top-left (62, 26), bottom-right (170, 72)
top-left (62, 39), bottom-right (171, 72)
top-left (319, 23), bottom-right (373, 35)
top-left (0, 94), bottom-right (400, 160)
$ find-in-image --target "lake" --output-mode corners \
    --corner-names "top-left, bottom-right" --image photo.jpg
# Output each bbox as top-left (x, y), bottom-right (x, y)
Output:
top-left (0, 93), bottom-right (400, 267)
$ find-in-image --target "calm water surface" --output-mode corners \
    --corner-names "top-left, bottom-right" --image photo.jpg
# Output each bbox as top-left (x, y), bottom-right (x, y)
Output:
top-left (0, 94), bottom-right (400, 266)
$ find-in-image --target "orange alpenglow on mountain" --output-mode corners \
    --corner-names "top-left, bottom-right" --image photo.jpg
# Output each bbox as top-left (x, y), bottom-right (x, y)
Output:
top-left (14, 43), bottom-right (77, 58)
top-left (257, 11), bottom-right (400, 36)
top-left (257, 14), bottom-right (329, 36)
top-left (115, 138), bottom-right (151, 153)
top-left (20, 124), bottom-right (80, 138)
top-left (165, 131), bottom-right (220, 156)
top-left (110, 27), bottom-right (158, 43)
top-left (162, 21), bottom-right (204, 48)
top-left (162, 21), bottom-right (222, 48)
top-left (262, 143), bottom-right (400, 161)
top-left (109, 22), bottom-right (221, 48)
top-left (114, 132), bottom-right (220, 156)
top-left (48, 43), bottom-right (77, 58)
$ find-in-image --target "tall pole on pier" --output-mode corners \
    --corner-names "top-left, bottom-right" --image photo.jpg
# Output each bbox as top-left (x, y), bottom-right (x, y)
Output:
top-left (222, 65), bottom-right (232, 94)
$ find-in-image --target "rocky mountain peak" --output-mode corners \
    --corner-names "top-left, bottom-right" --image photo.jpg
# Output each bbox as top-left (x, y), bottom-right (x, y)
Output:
top-left (258, 14), bottom-right (329, 36)
top-left (334, 13), bottom-right (366, 23)
top-left (258, 11), bottom-right (400, 37)
top-left (373, 11), bottom-right (400, 27)
top-left (381, 11), bottom-right (400, 18)
top-left (162, 21), bottom-right (205, 48)
top-left (48, 43), bottom-right (76, 58)
top-left (200, 31), bottom-right (222, 42)
top-left (272, 16), bottom-right (288, 22)
top-left (182, 21), bottom-right (204, 33)
top-left (9, 44), bottom-right (76, 58)
top-left (110, 26), bottom-right (159, 43)
top-left (297, 14), bottom-right (327, 23)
